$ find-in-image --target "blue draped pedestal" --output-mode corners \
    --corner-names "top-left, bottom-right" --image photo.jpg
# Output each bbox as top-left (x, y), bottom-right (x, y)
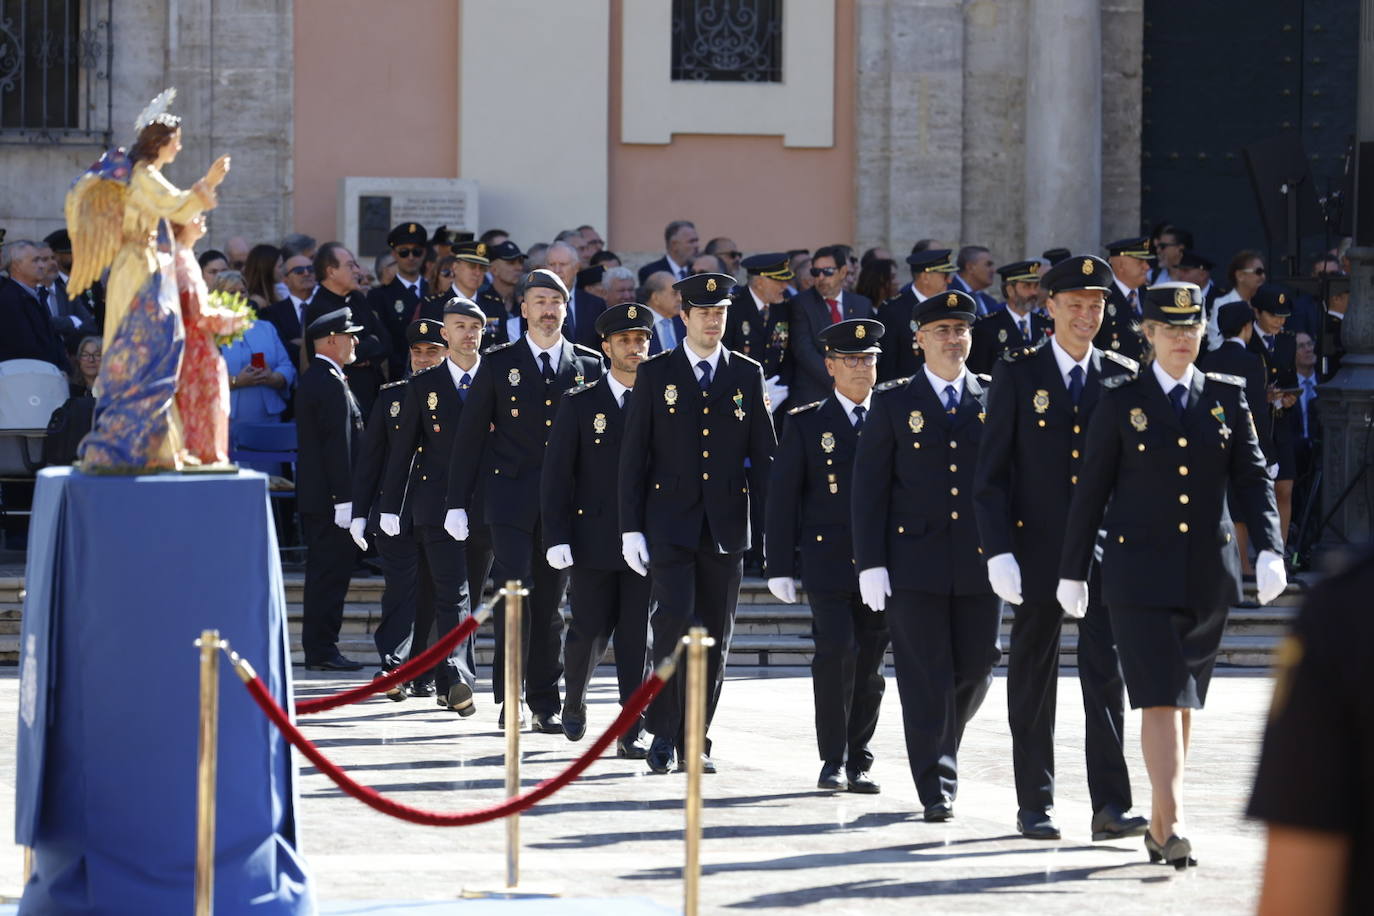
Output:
top-left (15, 467), bottom-right (314, 914)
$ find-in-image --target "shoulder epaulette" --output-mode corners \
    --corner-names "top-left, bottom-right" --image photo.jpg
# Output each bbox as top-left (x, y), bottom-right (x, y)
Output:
top-left (565, 379), bottom-right (600, 396)
top-left (641, 350), bottom-right (671, 363)
top-left (1101, 373), bottom-right (1136, 390)
top-left (380, 378), bottom-right (408, 390)
top-left (573, 343), bottom-right (602, 359)
top-left (730, 350), bottom-right (762, 369)
top-left (1205, 371), bottom-right (1246, 388)
top-left (975, 373), bottom-right (992, 384)
top-left (482, 340), bottom-right (517, 355)
top-left (1001, 340), bottom-right (1046, 363)
top-left (787, 399), bottom-right (825, 416)
top-left (1101, 350), bottom-right (1140, 373)
top-left (874, 376), bottom-right (910, 392)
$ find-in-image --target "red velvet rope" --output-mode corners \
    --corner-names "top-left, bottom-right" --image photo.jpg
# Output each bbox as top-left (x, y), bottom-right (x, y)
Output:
top-left (242, 669), bottom-right (666, 826)
top-left (295, 600), bottom-right (492, 716)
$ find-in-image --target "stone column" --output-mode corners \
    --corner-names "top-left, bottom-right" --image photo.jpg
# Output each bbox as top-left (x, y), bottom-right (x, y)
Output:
top-left (1023, 0), bottom-right (1102, 256)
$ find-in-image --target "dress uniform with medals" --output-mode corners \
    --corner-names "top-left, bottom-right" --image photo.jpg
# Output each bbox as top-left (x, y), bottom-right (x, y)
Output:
top-left (851, 289), bottom-right (1001, 821)
top-left (1246, 284), bottom-right (1299, 484)
top-left (445, 269), bottom-right (604, 730)
top-left (295, 308), bottom-right (368, 671)
top-left (967, 260), bottom-right (1052, 375)
top-left (972, 254), bottom-right (1146, 841)
top-left (541, 303), bottom-right (656, 756)
top-left (875, 249), bottom-right (957, 383)
top-left (765, 318), bottom-right (888, 794)
top-left (416, 240), bottom-right (510, 350)
top-left (1093, 236), bottom-right (1152, 362)
top-left (723, 253), bottom-right (793, 383)
top-left (367, 222), bottom-right (429, 375)
top-left (619, 272), bottom-right (777, 774)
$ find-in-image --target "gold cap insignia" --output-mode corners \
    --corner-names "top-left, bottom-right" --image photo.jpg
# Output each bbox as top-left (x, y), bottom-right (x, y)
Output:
top-left (855, 324), bottom-right (867, 339)
top-left (1081, 258), bottom-right (1093, 275)
top-left (627, 305), bottom-right (638, 318)
top-left (408, 223), bottom-right (416, 234)
top-left (419, 321), bottom-right (429, 334)
top-left (947, 294), bottom-right (958, 307)
top-left (1174, 289), bottom-right (1190, 308)
top-left (706, 278), bottom-right (717, 292)
top-left (1030, 262), bottom-right (1040, 274)
top-left (477, 243), bottom-right (486, 257)
top-left (1278, 293), bottom-right (1286, 305)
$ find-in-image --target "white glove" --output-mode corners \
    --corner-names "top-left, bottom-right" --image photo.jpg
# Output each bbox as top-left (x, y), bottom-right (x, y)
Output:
top-left (348, 517), bottom-right (368, 551)
top-left (546, 544), bottom-right (574, 570)
top-left (986, 552), bottom-right (1024, 606)
top-left (1267, 462), bottom-right (1280, 480)
top-left (767, 576), bottom-right (797, 603)
top-left (332, 502), bottom-right (351, 529)
top-left (858, 567), bottom-right (891, 612)
top-left (444, 508), bottom-right (469, 542)
top-left (1056, 578), bottom-right (1088, 619)
top-left (1255, 549), bottom-right (1288, 604)
top-left (763, 375), bottom-right (789, 413)
top-left (621, 532), bottom-right (650, 577)
top-left (379, 513), bottom-right (401, 538)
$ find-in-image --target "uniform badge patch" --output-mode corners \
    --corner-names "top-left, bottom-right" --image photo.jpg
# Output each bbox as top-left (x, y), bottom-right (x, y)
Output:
top-left (390, 400), bottom-right (400, 417)
top-left (665, 384), bottom-right (679, 406)
top-left (395, 300), bottom-right (405, 314)
top-left (1130, 407), bottom-right (1148, 432)
top-left (998, 328), bottom-right (1007, 343)
top-left (593, 413), bottom-right (607, 434)
top-left (909, 410), bottom-right (924, 434)
top-left (427, 391), bottom-right (438, 411)
top-left (741, 320), bottom-right (751, 337)
top-left (508, 368), bottom-right (521, 386)
top-left (1033, 389), bottom-right (1050, 414)
top-left (1174, 288), bottom-right (1191, 308)
top-left (821, 431), bottom-right (836, 453)
top-left (1107, 303), bottom-right (1117, 317)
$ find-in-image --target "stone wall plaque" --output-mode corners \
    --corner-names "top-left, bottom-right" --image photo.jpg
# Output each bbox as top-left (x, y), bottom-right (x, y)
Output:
top-left (338, 177), bottom-right (480, 260)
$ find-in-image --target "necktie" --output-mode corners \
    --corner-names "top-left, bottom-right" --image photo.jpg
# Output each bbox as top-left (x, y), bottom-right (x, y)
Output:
top-left (1128, 290), bottom-right (1140, 317)
top-left (539, 351), bottom-right (555, 383)
top-left (1020, 317), bottom-right (1030, 341)
top-left (621, 388), bottom-right (631, 410)
top-left (37, 285), bottom-right (51, 315)
top-left (458, 372), bottom-right (471, 402)
top-left (852, 405), bottom-right (866, 429)
top-left (826, 297), bottom-right (842, 324)
top-left (697, 359), bottom-right (713, 392)
top-left (680, 266), bottom-right (690, 280)
top-left (1300, 377), bottom-right (1316, 437)
top-left (660, 318), bottom-right (675, 350)
top-left (1264, 334), bottom-right (1276, 353)
top-left (1068, 365), bottom-right (1084, 406)
top-left (944, 384), bottom-right (958, 414)
top-left (1169, 383), bottom-right (1187, 422)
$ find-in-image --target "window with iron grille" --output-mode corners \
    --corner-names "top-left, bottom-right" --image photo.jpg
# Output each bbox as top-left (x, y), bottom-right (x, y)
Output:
top-left (671, 0), bottom-right (783, 83)
top-left (0, 0), bottom-right (111, 145)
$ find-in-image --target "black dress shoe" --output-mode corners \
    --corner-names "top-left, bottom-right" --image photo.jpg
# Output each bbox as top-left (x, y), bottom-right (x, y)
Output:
top-left (531, 711), bottom-right (563, 734)
top-left (373, 670), bottom-right (406, 702)
top-left (1092, 805), bottom-right (1150, 841)
top-left (647, 736), bottom-right (675, 774)
top-left (617, 734), bottom-right (649, 759)
top-left (443, 682), bottom-right (476, 717)
top-left (304, 654), bottom-right (365, 671)
top-left (1017, 810), bottom-right (1062, 840)
top-left (846, 771), bottom-right (881, 794)
top-left (677, 754), bottom-right (716, 774)
top-left (408, 680), bottom-right (436, 698)
top-left (817, 763), bottom-right (847, 791)
top-left (923, 801), bottom-right (954, 822)
top-left (561, 707), bottom-right (587, 742)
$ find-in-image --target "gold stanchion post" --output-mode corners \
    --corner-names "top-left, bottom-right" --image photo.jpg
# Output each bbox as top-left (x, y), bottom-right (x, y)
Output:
top-left (502, 580), bottom-right (526, 890)
top-left (193, 629), bottom-right (222, 916)
top-left (683, 626), bottom-right (715, 916)
top-left (22, 845), bottom-right (32, 885)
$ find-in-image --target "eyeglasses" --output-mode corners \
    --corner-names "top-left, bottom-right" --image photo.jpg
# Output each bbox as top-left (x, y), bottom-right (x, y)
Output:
top-left (287, 265), bottom-right (314, 276)
top-left (810, 266), bottom-right (839, 278)
top-left (395, 247), bottom-right (425, 258)
top-left (828, 353), bottom-right (878, 367)
top-left (1154, 324), bottom-right (1203, 339)
top-left (1240, 266), bottom-right (1267, 276)
top-left (920, 325), bottom-right (971, 340)
top-left (79, 351), bottom-right (101, 361)
top-left (439, 269), bottom-right (454, 278)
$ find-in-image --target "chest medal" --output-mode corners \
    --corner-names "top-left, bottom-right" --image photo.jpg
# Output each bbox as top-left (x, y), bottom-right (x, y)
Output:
top-left (1033, 389), bottom-right (1050, 414)
top-left (593, 413), bottom-right (607, 434)
top-left (427, 391), bottom-right (438, 411)
top-left (508, 368), bottom-right (521, 387)
top-left (1211, 403), bottom-right (1231, 440)
top-left (1129, 407), bottom-right (1148, 432)
top-left (909, 410), bottom-right (924, 434)
top-left (733, 389), bottom-right (746, 420)
top-left (821, 431), bottom-right (835, 454)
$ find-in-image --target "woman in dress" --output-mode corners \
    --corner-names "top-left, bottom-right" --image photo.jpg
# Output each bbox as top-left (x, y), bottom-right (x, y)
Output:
top-left (1058, 282), bottom-right (1286, 868)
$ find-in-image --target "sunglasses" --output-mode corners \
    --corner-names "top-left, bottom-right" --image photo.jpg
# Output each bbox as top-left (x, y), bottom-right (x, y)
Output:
top-left (395, 246), bottom-right (425, 258)
top-left (287, 265), bottom-right (314, 276)
top-left (810, 266), bottom-right (839, 278)
top-left (1241, 266), bottom-right (1267, 276)
top-left (439, 269), bottom-right (454, 278)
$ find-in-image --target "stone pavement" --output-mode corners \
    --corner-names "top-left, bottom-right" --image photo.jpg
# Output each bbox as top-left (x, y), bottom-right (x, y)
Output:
top-left (0, 667), bottom-right (1276, 913)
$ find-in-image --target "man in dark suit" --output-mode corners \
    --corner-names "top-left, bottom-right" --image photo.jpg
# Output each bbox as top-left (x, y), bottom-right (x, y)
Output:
top-left (444, 269), bottom-right (604, 731)
top-left (641, 271), bottom-right (686, 356)
top-left (545, 240), bottom-right (606, 348)
top-left (541, 303), bottom-right (656, 756)
top-left (973, 255), bottom-right (1146, 841)
top-left (307, 242), bottom-right (392, 417)
top-left (366, 223), bottom-right (429, 376)
top-left (1094, 236), bottom-right (1152, 361)
top-left (949, 245), bottom-right (1000, 316)
top-left (39, 230), bottom-right (98, 348)
top-left (261, 251), bottom-right (317, 365)
top-left (294, 307), bottom-right (368, 671)
top-left (852, 289), bottom-right (1001, 822)
top-left (788, 245), bottom-right (873, 407)
top-left (619, 272), bottom-right (776, 774)
top-left (637, 219), bottom-right (700, 284)
top-left (767, 318), bottom-right (888, 794)
top-left (968, 259), bottom-right (1052, 374)
top-left (875, 248), bottom-right (956, 383)
top-left (724, 253), bottom-right (794, 399)
top-left (0, 239), bottom-right (69, 370)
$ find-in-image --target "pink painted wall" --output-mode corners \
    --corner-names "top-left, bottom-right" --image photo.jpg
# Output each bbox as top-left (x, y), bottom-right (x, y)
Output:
top-left (292, 0), bottom-right (460, 240)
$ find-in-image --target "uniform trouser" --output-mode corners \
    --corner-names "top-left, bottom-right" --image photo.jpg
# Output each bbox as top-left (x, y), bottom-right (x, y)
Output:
top-left (645, 532), bottom-right (743, 752)
top-left (809, 588), bottom-right (889, 773)
top-left (887, 589), bottom-right (1002, 806)
top-left (563, 566), bottom-right (653, 740)
top-left (374, 527), bottom-right (430, 668)
top-left (301, 513), bottom-right (357, 662)
top-left (410, 523), bottom-right (492, 687)
top-left (489, 520), bottom-right (567, 715)
top-left (381, 525), bottom-right (478, 693)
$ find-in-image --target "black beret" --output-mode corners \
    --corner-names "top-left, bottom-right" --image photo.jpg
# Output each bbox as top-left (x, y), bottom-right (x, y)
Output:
top-left (1041, 247), bottom-right (1072, 266)
top-left (452, 239), bottom-right (490, 265)
top-left (674, 272), bottom-right (734, 308)
top-left (489, 240), bottom-right (525, 261)
top-left (43, 228), bottom-right (71, 252)
top-left (306, 307), bottom-right (363, 339)
top-left (595, 302), bottom-right (655, 338)
top-left (1140, 282), bottom-right (1203, 325)
top-left (819, 318), bottom-right (883, 354)
top-left (524, 268), bottom-right (569, 299)
top-left (1216, 300), bottom-right (1255, 338)
top-left (1105, 236), bottom-right (1153, 259)
top-left (905, 248), bottom-right (956, 273)
top-left (406, 318), bottom-right (446, 346)
top-left (441, 295), bottom-right (487, 324)
top-left (1041, 254), bottom-right (1114, 294)
top-left (912, 290), bottom-right (978, 326)
top-left (387, 222), bottom-right (428, 248)
top-left (1252, 283), bottom-right (1293, 316)
top-left (741, 252), bottom-right (794, 281)
top-left (996, 259), bottom-right (1043, 283)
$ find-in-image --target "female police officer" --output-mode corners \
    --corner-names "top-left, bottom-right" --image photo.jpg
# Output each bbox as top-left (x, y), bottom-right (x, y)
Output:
top-left (1057, 281), bottom-right (1286, 868)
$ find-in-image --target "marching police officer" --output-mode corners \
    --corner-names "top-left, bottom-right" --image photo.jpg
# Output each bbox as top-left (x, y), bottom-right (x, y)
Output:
top-left (1248, 284), bottom-right (1299, 548)
top-left (1093, 236), bottom-right (1152, 361)
top-left (368, 222), bottom-right (430, 375)
top-left (875, 248), bottom-right (957, 383)
top-left (444, 269), bottom-right (604, 731)
top-left (967, 259), bottom-right (1052, 374)
top-left (619, 272), bottom-right (776, 774)
top-left (295, 307), bottom-right (368, 671)
top-left (852, 289), bottom-right (1000, 821)
top-left (972, 254), bottom-right (1146, 841)
top-left (417, 240), bottom-right (509, 350)
top-left (725, 252), bottom-right (794, 413)
top-left (766, 318), bottom-right (888, 794)
top-left (541, 303), bottom-right (656, 756)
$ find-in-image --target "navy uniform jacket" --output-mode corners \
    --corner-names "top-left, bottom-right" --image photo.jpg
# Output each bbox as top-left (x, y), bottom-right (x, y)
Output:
top-left (723, 288), bottom-right (790, 382)
top-left (852, 371), bottom-right (992, 595)
top-left (1198, 340), bottom-right (1274, 463)
top-left (294, 356), bottom-right (364, 515)
top-left (1248, 329), bottom-right (1298, 390)
top-left (1060, 370), bottom-right (1282, 610)
top-left (619, 346), bottom-right (776, 553)
top-left (415, 287), bottom-right (510, 350)
top-left (874, 288), bottom-right (926, 382)
top-left (972, 342), bottom-right (1137, 603)
top-left (353, 379), bottom-right (415, 534)
top-left (788, 288), bottom-right (874, 406)
top-left (367, 276), bottom-right (426, 374)
top-left (446, 337), bottom-right (604, 532)
top-left (967, 307), bottom-right (1052, 376)
top-left (1093, 285), bottom-right (1145, 361)
top-left (541, 379), bottom-right (633, 571)
top-left (765, 395), bottom-right (862, 593)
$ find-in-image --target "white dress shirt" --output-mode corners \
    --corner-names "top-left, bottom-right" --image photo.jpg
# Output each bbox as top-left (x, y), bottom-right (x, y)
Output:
top-left (1151, 359), bottom-right (1196, 396)
top-left (605, 373), bottom-right (632, 407)
top-left (1049, 337), bottom-right (1092, 391)
top-left (684, 340), bottom-right (725, 384)
top-left (923, 364), bottom-right (967, 406)
top-left (833, 389), bottom-right (872, 426)
top-left (446, 353), bottom-right (481, 391)
top-left (525, 334), bottom-right (565, 372)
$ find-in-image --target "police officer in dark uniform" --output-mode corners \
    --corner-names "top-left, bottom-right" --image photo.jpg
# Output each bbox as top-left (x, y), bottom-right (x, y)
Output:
top-left (541, 302), bottom-right (656, 756)
top-left (723, 252), bottom-right (793, 386)
top-left (349, 320), bottom-right (448, 703)
top-left (1058, 281), bottom-right (1285, 868)
top-left (444, 269), bottom-right (604, 731)
top-left (1093, 236), bottom-right (1152, 361)
top-left (852, 289), bottom-right (1001, 822)
top-left (973, 254), bottom-right (1146, 841)
top-left (295, 307), bottom-right (368, 671)
top-left (875, 248), bottom-right (956, 383)
top-left (766, 318), bottom-right (888, 794)
top-left (417, 240), bottom-right (509, 350)
top-left (1248, 283), bottom-right (1299, 549)
top-left (367, 222), bottom-right (430, 375)
top-left (967, 259), bottom-right (1052, 374)
top-left (619, 272), bottom-right (776, 774)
